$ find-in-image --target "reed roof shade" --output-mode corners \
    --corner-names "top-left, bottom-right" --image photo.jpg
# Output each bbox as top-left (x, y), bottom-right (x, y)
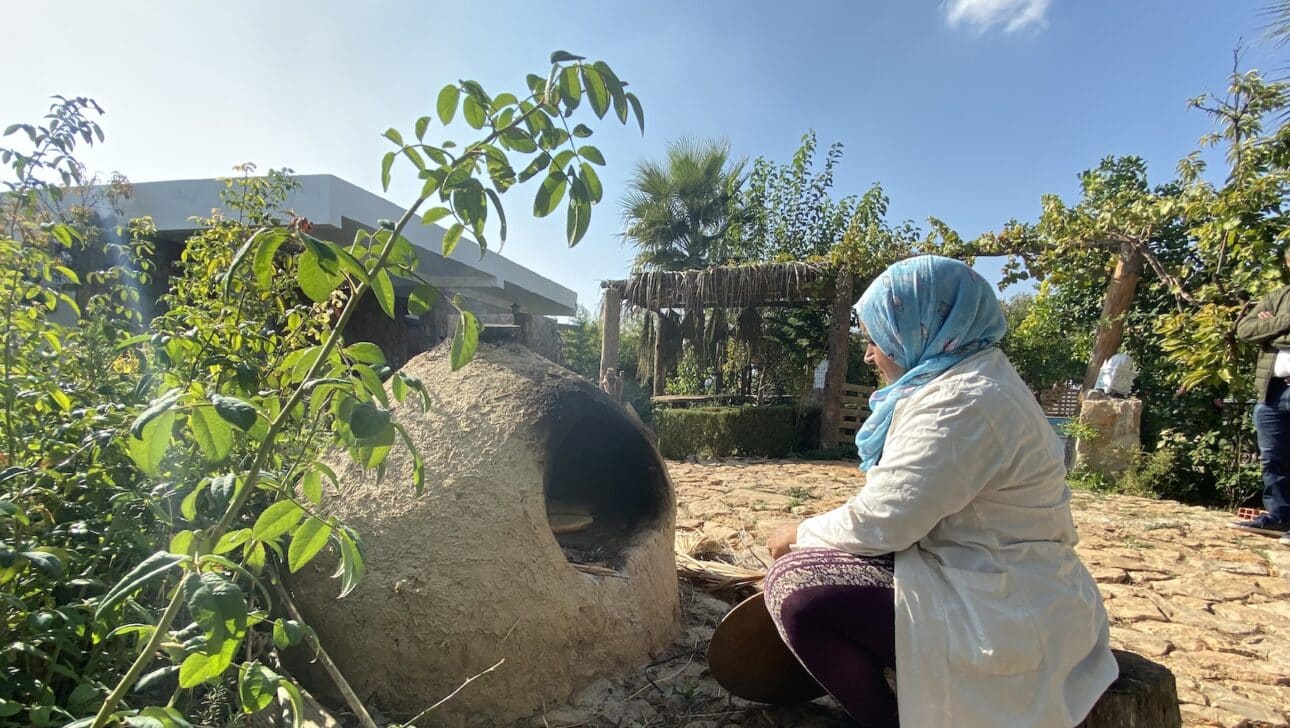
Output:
top-left (603, 262), bottom-right (837, 311)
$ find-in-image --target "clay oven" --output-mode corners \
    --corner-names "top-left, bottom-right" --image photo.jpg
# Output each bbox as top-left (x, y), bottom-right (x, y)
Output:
top-left (286, 343), bottom-right (680, 725)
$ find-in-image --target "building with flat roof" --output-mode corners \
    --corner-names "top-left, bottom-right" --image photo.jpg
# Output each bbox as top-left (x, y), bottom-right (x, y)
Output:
top-left (94, 174), bottom-right (571, 365)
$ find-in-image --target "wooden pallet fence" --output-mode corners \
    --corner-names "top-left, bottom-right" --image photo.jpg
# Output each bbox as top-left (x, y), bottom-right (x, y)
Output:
top-left (838, 383), bottom-right (875, 448)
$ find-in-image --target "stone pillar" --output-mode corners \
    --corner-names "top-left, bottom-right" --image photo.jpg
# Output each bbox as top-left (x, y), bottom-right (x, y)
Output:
top-left (1073, 390), bottom-right (1143, 477)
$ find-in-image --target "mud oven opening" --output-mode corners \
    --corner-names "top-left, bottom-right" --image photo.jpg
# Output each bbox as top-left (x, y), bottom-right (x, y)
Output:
top-left (538, 388), bottom-right (669, 569)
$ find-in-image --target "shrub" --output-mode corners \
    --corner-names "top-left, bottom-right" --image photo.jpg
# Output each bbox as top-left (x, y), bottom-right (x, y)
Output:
top-left (655, 405), bottom-right (817, 459)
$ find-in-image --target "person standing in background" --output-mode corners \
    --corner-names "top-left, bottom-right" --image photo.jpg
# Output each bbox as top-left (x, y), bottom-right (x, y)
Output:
top-left (1232, 247), bottom-right (1290, 546)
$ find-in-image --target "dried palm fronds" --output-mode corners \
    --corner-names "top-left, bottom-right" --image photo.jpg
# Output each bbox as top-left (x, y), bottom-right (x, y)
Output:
top-left (609, 262), bottom-right (836, 312)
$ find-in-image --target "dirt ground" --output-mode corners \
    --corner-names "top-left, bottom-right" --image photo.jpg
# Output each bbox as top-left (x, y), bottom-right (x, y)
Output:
top-left (518, 458), bottom-right (1290, 728)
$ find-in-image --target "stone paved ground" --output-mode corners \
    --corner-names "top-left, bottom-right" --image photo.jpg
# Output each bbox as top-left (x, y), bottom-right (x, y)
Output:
top-left (665, 459), bottom-right (1290, 728)
top-left (531, 459), bottom-right (1290, 727)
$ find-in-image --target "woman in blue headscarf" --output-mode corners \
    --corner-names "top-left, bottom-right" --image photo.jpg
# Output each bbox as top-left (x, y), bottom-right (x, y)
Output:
top-left (762, 256), bottom-right (1116, 727)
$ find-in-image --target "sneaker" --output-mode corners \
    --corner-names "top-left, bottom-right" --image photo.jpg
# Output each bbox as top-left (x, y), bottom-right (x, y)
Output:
top-left (1228, 513), bottom-right (1290, 537)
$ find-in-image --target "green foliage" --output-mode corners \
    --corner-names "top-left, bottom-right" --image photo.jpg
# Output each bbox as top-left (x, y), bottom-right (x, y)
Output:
top-left (558, 306), bottom-right (652, 423)
top-left (2, 50), bottom-right (642, 728)
top-left (0, 97), bottom-right (165, 728)
top-left (558, 305), bottom-right (603, 379)
top-left (733, 130), bottom-right (856, 262)
top-left (998, 291), bottom-right (1087, 390)
top-left (655, 405), bottom-right (815, 459)
top-left (621, 139), bottom-right (745, 271)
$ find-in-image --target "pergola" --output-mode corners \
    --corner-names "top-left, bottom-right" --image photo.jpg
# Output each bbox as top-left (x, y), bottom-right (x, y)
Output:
top-left (598, 262), bottom-right (856, 449)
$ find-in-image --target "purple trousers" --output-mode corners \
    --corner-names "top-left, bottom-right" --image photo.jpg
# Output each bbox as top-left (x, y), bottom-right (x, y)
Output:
top-left (763, 548), bottom-right (898, 727)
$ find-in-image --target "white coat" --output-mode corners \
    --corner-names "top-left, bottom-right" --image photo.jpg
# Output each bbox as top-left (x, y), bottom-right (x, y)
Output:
top-left (795, 348), bottom-right (1117, 727)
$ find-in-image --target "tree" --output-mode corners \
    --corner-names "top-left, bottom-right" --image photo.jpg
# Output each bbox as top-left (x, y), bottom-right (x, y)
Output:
top-left (621, 138), bottom-right (745, 271)
top-left (733, 130), bottom-right (856, 262)
top-left (998, 291), bottom-right (1088, 391)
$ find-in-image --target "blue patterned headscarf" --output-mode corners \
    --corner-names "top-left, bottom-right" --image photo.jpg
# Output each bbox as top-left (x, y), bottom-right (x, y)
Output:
top-left (855, 256), bottom-right (1007, 471)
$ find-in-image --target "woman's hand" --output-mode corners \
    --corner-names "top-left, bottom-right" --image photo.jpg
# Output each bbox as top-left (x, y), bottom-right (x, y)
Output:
top-left (768, 524), bottom-right (799, 560)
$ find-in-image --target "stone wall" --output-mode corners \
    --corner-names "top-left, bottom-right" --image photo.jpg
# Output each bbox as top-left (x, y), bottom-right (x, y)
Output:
top-left (1074, 391), bottom-right (1143, 477)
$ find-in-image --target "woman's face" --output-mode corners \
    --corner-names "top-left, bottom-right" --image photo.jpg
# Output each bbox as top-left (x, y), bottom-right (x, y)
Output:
top-left (861, 326), bottom-right (905, 384)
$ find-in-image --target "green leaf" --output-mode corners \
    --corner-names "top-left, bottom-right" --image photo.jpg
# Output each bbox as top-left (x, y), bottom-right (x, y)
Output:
top-left (169, 530), bottom-right (195, 556)
top-left (180, 481), bottom-right (208, 521)
top-left (213, 529), bottom-right (253, 555)
top-left (189, 405), bottom-right (233, 462)
top-left (239, 661), bottom-right (278, 714)
top-left (332, 245), bottom-right (370, 284)
top-left (371, 269), bottom-right (396, 318)
top-left (571, 123), bottom-right (594, 138)
top-left (131, 389), bottom-right (182, 439)
top-left (442, 223), bottom-right (465, 257)
top-left (451, 306), bottom-right (480, 371)
top-left (579, 145), bottom-right (606, 166)
top-left (393, 422), bottom-right (426, 495)
top-left (580, 163), bottom-right (603, 204)
top-left (437, 84), bottom-right (460, 124)
top-left (550, 50), bottom-right (585, 63)
top-left (252, 501), bottom-right (303, 541)
top-left (381, 151), bottom-right (396, 192)
top-left (533, 173), bottom-right (567, 218)
top-left (408, 284), bottom-right (439, 316)
top-left (224, 227), bottom-right (277, 296)
top-left (48, 222), bottom-right (77, 246)
top-left (582, 67), bottom-right (610, 118)
top-left (462, 96), bottom-right (486, 129)
top-left (344, 342), bottom-right (386, 366)
top-left (559, 66), bottom-right (582, 112)
top-left (210, 473), bottom-right (238, 509)
top-left (288, 517), bottom-right (332, 573)
top-left (347, 402), bottom-right (391, 440)
top-left (566, 200), bottom-right (591, 247)
top-left (184, 571), bottom-right (247, 645)
top-left (129, 410), bottom-right (176, 477)
top-left (272, 618), bottom-right (305, 649)
top-left (22, 550), bottom-right (63, 577)
top-left (382, 127), bottom-right (403, 146)
top-left (48, 386), bottom-right (71, 412)
top-left (300, 469), bottom-right (323, 505)
top-left (421, 206), bottom-right (451, 225)
top-left (251, 229), bottom-right (291, 289)
top-left (277, 673), bottom-right (307, 728)
top-left (298, 246), bottom-right (343, 303)
top-left (96, 551), bottom-right (184, 619)
top-left (626, 91), bottom-right (645, 134)
top-left (353, 363), bottom-right (389, 408)
top-left (518, 153), bottom-right (551, 183)
top-left (178, 632), bottom-right (240, 688)
top-left (486, 188), bottom-right (508, 244)
top-left (212, 394), bottom-right (257, 431)
top-left (414, 116), bottom-right (431, 140)
top-left (334, 528), bottom-right (365, 598)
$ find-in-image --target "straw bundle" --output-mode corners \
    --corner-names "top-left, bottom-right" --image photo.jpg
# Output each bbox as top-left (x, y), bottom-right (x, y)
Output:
top-left (674, 532), bottom-right (765, 594)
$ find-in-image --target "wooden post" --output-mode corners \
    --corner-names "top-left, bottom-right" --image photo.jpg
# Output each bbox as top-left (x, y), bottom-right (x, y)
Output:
top-left (820, 271), bottom-right (853, 450)
top-left (1082, 243), bottom-right (1144, 394)
top-left (598, 287), bottom-right (622, 392)
top-left (653, 312), bottom-right (667, 396)
top-left (1076, 650), bottom-right (1181, 728)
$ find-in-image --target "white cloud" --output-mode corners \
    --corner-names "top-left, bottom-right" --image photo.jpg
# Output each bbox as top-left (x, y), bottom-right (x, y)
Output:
top-left (943, 0), bottom-right (1052, 34)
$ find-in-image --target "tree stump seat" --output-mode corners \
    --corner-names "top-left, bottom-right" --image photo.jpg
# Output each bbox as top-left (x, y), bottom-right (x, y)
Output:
top-left (1077, 650), bottom-right (1182, 728)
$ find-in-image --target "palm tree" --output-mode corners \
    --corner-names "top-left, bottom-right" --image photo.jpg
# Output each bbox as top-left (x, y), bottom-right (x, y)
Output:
top-left (620, 139), bottom-right (745, 271)
top-left (620, 139), bottom-right (746, 394)
top-left (1267, 1), bottom-right (1290, 47)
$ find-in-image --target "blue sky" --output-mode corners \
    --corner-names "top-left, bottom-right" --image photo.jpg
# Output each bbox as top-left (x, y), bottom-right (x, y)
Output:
top-left (3, 0), bottom-right (1285, 314)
